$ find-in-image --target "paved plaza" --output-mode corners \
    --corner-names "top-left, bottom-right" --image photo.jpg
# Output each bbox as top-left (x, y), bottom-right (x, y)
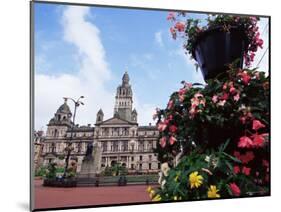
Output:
top-left (34, 180), bottom-right (153, 209)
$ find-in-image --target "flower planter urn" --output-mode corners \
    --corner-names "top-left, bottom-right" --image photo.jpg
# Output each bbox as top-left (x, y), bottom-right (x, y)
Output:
top-left (192, 26), bottom-right (249, 81)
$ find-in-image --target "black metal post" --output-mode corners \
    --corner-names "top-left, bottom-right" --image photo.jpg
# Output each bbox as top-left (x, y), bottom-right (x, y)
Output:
top-left (62, 96), bottom-right (84, 179)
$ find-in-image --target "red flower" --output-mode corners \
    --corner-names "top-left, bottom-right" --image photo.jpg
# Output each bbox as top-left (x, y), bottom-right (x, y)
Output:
top-left (157, 121), bottom-right (167, 132)
top-left (252, 119), bottom-right (265, 131)
top-left (251, 133), bottom-right (265, 147)
top-left (233, 151), bottom-right (241, 158)
top-left (250, 52), bottom-right (255, 62)
top-left (174, 22), bottom-right (185, 32)
top-left (241, 151), bottom-right (255, 163)
top-left (238, 136), bottom-right (253, 148)
top-left (239, 71), bottom-right (251, 85)
top-left (233, 166), bottom-right (240, 174)
top-left (159, 137), bottom-right (167, 148)
top-left (169, 125), bottom-right (178, 133)
top-left (221, 92), bottom-right (229, 100)
top-left (169, 136), bottom-right (177, 145)
top-left (242, 166), bottom-right (251, 176)
top-left (229, 183), bottom-right (241, 196)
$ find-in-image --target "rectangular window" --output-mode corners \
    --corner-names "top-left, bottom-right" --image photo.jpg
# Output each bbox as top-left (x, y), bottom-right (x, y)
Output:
top-left (131, 157), bottom-right (134, 161)
top-left (140, 155), bottom-right (142, 161)
top-left (149, 163), bottom-right (151, 170)
top-left (102, 142), bottom-right (107, 152)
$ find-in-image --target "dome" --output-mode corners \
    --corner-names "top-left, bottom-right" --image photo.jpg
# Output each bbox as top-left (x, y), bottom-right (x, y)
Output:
top-left (56, 102), bottom-right (71, 114)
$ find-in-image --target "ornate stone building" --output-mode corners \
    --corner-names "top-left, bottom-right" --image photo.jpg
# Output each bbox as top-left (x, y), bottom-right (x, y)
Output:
top-left (33, 130), bottom-right (44, 171)
top-left (40, 72), bottom-right (160, 174)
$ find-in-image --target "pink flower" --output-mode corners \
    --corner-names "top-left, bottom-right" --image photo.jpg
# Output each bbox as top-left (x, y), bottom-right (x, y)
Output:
top-left (167, 100), bottom-right (174, 110)
top-left (212, 95), bottom-right (218, 103)
top-left (169, 136), bottom-right (177, 145)
top-left (157, 121), bottom-right (167, 132)
top-left (254, 72), bottom-right (260, 80)
top-left (223, 83), bottom-right (228, 90)
top-left (159, 137), bottom-right (167, 148)
top-left (166, 12), bottom-right (176, 21)
top-left (174, 22), bottom-right (185, 32)
top-left (229, 183), bottom-right (241, 196)
top-left (170, 27), bottom-right (177, 39)
top-left (233, 166), bottom-right (240, 174)
top-left (233, 93), bottom-right (240, 102)
top-left (250, 52), bottom-right (255, 62)
top-left (191, 97), bottom-right (200, 106)
top-left (238, 136), bottom-right (253, 148)
top-left (217, 100), bottom-right (226, 106)
top-left (252, 119), bottom-right (265, 131)
top-left (169, 125), bottom-right (178, 133)
top-left (179, 94), bottom-right (185, 102)
top-left (178, 87), bottom-right (187, 95)
top-left (229, 86), bottom-right (236, 94)
top-left (242, 166), bottom-right (251, 176)
top-left (194, 92), bottom-right (203, 98)
top-left (184, 82), bottom-right (193, 89)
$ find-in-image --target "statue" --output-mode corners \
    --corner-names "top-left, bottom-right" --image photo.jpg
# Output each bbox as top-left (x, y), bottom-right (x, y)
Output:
top-left (77, 142), bottom-right (102, 179)
top-left (85, 143), bottom-right (93, 159)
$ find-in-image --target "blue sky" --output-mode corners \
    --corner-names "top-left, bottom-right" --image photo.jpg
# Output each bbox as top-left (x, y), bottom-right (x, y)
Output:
top-left (34, 2), bottom-right (269, 131)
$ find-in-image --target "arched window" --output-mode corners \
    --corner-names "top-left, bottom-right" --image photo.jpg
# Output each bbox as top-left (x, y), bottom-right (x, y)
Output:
top-left (58, 114), bottom-right (61, 121)
top-left (54, 129), bottom-right (58, 137)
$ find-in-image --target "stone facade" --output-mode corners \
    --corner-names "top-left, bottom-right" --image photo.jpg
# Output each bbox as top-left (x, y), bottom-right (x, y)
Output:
top-left (39, 72), bottom-right (160, 174)
top-left (33, 130), bottom-right (44, 171)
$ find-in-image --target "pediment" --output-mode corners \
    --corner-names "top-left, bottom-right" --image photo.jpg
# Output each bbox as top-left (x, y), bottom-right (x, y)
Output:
top-left (97, 117), bottom-right (136, 126)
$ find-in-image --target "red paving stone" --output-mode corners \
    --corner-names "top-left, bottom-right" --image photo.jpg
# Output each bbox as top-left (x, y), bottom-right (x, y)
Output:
top-left (34, 180), bottom-right (153, 209)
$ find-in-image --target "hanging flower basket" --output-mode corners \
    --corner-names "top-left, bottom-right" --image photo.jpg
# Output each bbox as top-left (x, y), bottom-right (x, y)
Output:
top-left (192, 26), bottom-right (249, 81)
top-left (168, 14), bottom-right (264, 81)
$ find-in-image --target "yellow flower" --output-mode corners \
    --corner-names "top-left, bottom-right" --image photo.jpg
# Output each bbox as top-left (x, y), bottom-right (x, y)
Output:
top-left (149, 190), bottom-right (156, 199)
top-left (207, 185), bottom-right (220, 198)
top-left (189, 171), bottom-right (203, 189)
top-left (152, 194), bottom-right (161, 201)
top-left (174, 174), bottom-right (179, 182)
top-left (146, 186), bottom-right (152, 193)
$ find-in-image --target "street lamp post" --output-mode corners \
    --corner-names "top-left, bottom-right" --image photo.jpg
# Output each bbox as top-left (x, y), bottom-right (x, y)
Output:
top-left (63, 96), bottom-right (84, 179)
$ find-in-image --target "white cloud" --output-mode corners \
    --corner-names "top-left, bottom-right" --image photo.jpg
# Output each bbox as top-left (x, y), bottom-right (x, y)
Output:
top-left (35, 6), bottom-right (114, 130)
top-left (155, 31), bottom-right (164, 47)
top-left (35, 6), bottom-right (158, 130)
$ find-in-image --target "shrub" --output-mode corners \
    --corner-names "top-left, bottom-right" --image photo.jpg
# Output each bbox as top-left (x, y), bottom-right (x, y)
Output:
top-left (151, 65), bottom-right (269, 200)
